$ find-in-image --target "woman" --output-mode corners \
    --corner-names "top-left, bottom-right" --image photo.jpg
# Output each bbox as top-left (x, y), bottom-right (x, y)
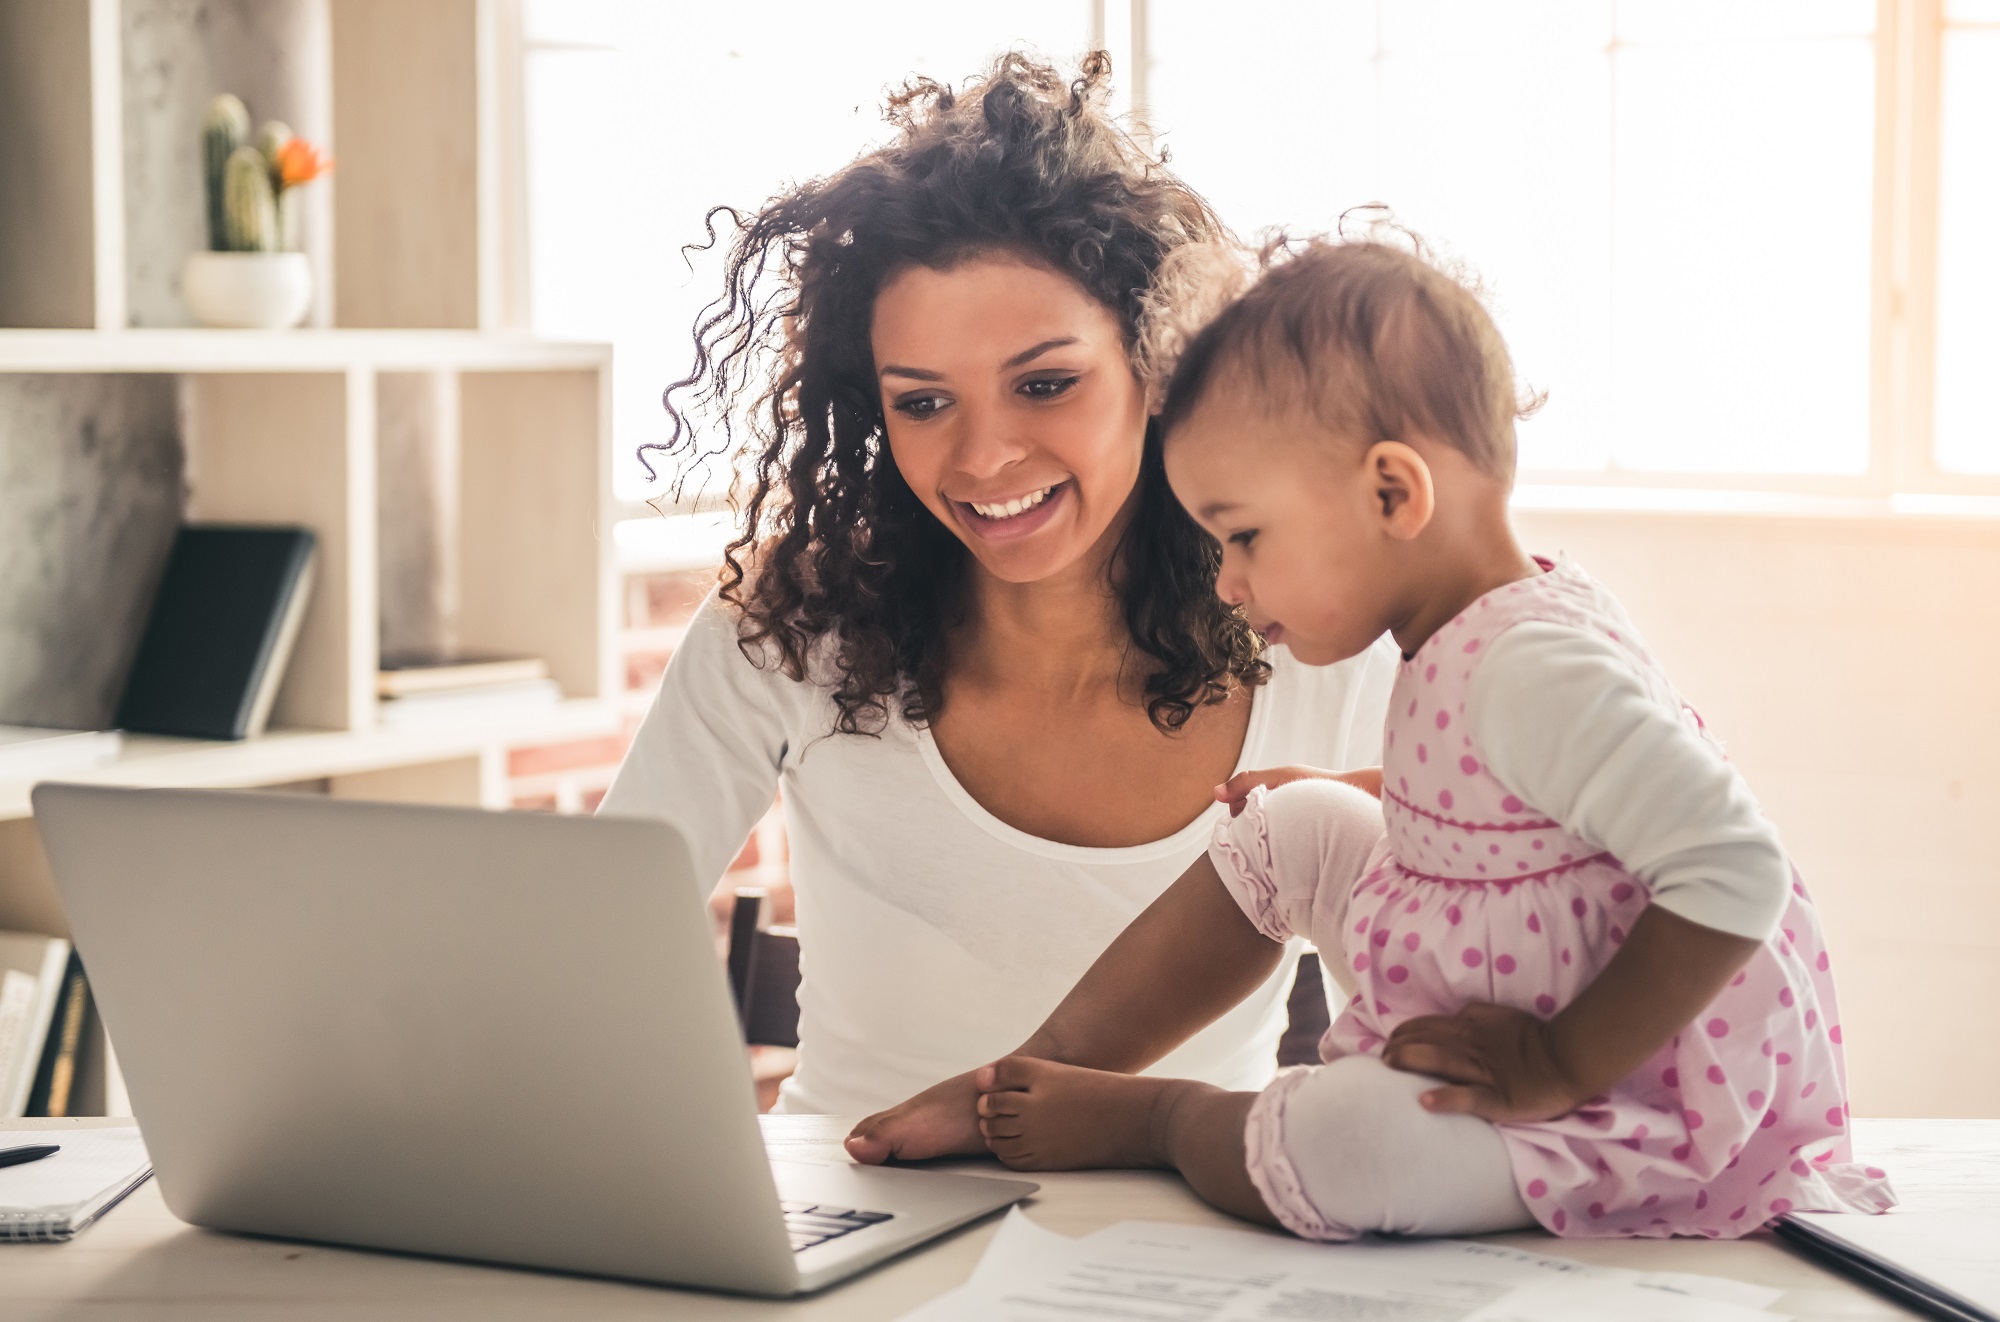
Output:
top-left (600, 53), bottom-right (1394, 1125)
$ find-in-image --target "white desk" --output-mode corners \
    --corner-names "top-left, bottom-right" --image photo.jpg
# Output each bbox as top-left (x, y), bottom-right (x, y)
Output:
top-left (4, 1115), bottom-right (1987, 1320)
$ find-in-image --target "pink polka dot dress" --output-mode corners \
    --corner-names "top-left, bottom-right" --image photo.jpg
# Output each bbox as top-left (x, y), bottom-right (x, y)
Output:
top-left (1254, 559), bottom-right (1892, 1239)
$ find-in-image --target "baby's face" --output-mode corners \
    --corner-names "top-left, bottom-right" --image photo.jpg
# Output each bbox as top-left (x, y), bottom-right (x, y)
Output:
top-left (1165, 393), bottom-right (1404, 667)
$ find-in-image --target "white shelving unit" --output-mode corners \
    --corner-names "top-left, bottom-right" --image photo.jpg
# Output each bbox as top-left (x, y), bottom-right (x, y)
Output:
top-left (0, 0), bottom-right (619, 1114)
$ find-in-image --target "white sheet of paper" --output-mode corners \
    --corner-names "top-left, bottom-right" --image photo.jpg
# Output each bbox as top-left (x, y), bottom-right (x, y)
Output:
top-left (903, 1211), bottom-right (1789, 1322)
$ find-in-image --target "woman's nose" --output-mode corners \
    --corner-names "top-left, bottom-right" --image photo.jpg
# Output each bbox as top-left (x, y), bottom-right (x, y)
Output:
top-left (947, 404), bottom-right (1032, 482)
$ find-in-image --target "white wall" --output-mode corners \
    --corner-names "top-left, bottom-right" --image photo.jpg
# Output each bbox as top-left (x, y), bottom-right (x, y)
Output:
top-left (1515, 507), bottom-right (2000, 1118)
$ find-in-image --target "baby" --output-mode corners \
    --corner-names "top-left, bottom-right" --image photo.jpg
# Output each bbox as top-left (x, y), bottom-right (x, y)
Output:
top-left (848, 236), bottom-right (1894, 1241)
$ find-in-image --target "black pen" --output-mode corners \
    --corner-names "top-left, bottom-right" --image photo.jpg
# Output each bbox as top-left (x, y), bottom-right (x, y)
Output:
top-left (0, 1144), bottom-right (59, 1169)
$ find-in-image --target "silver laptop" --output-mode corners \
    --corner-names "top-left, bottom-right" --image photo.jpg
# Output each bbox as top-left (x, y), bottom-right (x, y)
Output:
top-left (31, 783), bottom-right (1033, 1295)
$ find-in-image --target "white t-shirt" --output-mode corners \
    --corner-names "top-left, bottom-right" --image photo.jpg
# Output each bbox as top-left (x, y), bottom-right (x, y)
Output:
top-left (600, 594), bottom-right (1398, 1115)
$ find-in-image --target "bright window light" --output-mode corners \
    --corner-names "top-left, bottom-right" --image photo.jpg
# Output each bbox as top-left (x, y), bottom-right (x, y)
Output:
top-left (523, 1), bottom-right (1092, 505)
top-left (1934, 22), bottom-right (2000, 474)
top-left (1147, 0), bottom-right (1876, 477)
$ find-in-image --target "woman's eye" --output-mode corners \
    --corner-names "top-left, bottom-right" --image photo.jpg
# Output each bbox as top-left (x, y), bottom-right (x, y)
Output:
top-left (893, 393), bottom-right (950, 420)
top-left (1228, 529), bottom-right (1258, 549)
top-left (1018, 374), bottom-right (1081, 401)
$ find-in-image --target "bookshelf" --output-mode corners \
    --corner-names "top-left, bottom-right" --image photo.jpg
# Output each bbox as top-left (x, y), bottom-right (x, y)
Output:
top-left (0, 1), bottom-right (618, 1114)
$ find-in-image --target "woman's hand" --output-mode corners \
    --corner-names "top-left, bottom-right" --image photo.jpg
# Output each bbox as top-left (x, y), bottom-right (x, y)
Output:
top-left (1381, 1002), bottom-right (1589, 1124)
top-left (1215, 766), bottom-right (1382, 817)
top-left (845, 1070), bottom-right (989, 1164)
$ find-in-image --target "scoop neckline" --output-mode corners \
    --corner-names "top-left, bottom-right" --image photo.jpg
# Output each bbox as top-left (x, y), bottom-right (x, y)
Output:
top-left (913, 666), bottom-right (1275, 864)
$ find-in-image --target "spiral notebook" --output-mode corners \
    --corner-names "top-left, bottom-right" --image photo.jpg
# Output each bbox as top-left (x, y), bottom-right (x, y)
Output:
top-left (0, 1127), bottom-right (152, 1242)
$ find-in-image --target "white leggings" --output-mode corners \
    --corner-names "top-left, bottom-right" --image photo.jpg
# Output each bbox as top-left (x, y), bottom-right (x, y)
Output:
top-left (1244, 1053), bottom-right (1535, 1240)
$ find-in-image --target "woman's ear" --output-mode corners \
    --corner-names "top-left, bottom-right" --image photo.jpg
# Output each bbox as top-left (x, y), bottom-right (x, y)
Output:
top-left (1364, 441), bottom-right (1436, 541)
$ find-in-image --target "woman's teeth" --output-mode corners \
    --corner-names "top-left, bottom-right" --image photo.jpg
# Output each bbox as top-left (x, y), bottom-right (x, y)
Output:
top-left (969, 484), bottom-right (1057, 520)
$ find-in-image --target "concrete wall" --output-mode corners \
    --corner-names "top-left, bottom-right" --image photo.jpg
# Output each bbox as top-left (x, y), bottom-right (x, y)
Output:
top-left (1516, 507), bottom-right (2000, 1119)
top-left (0, 374), bottom-right (184, 728)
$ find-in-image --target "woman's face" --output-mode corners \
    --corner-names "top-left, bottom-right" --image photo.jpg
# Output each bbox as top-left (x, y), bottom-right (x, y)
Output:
top-left (871, 253), bottom-right (1148, 586)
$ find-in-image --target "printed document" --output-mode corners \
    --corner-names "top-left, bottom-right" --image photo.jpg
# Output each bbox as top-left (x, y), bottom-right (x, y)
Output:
top-left (901, 1210), bottom-right (1790, 1322)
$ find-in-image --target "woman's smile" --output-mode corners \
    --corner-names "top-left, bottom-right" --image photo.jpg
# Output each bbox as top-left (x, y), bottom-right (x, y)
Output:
top-left (955, 480), bottom-right (1072, 541)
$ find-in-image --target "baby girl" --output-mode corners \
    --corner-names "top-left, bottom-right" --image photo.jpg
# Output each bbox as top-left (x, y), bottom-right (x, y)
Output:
top-left (848, 236), bottom-right (1894, 1241)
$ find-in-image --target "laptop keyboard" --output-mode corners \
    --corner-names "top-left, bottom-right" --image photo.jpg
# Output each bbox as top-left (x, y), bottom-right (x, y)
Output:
top-left (781, 1200), bottom-right (894, 1253)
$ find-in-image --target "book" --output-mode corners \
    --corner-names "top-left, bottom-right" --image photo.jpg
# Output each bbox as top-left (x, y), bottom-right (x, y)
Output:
top-left (24, 954), bottom-right (89, 1119)
top-left (376, 678), bottom-right (562, 729)
top-left (0, 728), bottom-right (122, 782)
top-left (0, 933), bottom-right (71, 1118)
top-left (115, 525), bottom-right (317, 741)
top-left (0, 1126), bottom-right (152, 1242)
top-left (377, 651), bottom-right (549, 698)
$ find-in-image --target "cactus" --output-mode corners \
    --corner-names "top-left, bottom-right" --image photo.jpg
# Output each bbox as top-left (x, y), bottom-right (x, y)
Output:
top-left (221, 145), bottom-right (277, 252)
top-left (255, 120), bottom-right (293, 176)
top-left (199, 99), bottom-right (329, 256)
top-left (201, 94), bottom-right (250, 251)
top-left (257, 122), bottom-right (300, 251)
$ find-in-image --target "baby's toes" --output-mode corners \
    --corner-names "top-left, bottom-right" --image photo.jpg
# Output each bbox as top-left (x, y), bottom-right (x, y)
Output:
top-left (985, 1134), bottom-right (1049, 1171)
top-left (984, 1054), bottom-right (1048, 1093)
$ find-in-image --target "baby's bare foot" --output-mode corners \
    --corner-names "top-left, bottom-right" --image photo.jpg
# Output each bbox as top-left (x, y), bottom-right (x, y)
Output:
top-left (975, 1057), bottom-right (1178, 1171)
top-left (846, 1069), bottom-right (988, 1164)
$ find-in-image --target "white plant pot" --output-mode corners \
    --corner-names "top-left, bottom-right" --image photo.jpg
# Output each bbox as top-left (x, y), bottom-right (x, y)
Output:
top-left (180, 251), bottom-right (312, 329)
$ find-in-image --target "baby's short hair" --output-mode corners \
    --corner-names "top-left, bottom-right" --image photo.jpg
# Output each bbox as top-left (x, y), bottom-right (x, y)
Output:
top-left (1156, 236), bottom-right (1533, 480)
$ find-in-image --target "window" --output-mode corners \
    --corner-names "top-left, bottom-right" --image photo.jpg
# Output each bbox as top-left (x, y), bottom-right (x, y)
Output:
top-left (523, 1), bottom-right (1999, 503)
top-left (1935, 0), bottom-right (2000, 474)
top-left (1149, 1), bottom-right (1878, 479)
top-left (522, 1), bottom-right (1092, 505)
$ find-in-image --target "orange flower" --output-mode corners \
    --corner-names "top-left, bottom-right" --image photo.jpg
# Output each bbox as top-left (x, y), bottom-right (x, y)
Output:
top-left (274, 137), bottom-right (333, 189)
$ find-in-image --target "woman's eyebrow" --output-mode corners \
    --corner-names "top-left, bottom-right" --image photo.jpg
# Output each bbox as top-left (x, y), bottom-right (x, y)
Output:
top-left (1002, 337), bottom-right (1079, 369)
top-left (879, 336), bottom-right (1081, 381)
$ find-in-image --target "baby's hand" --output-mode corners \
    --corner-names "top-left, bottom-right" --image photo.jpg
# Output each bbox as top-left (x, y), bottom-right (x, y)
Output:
top-left (1382, 1002), bottom-right (1588, 1124)
top-left (1214, 765), bottom-right (1382, 817)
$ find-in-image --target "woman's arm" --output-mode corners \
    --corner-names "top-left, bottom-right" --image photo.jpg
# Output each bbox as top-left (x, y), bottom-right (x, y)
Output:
top-left (597, 594), bottom-right (790, 886)
top-left (845, 853), bottom-right (1283, 1162)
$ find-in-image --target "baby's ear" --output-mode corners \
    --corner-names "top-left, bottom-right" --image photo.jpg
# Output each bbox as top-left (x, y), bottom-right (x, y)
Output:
top-left (1366, 441), bottom-right (1436, 540)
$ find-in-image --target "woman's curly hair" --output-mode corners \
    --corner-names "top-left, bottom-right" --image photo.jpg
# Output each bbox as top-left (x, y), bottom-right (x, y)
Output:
top-left (644, 51), bottom-right (1268, 735)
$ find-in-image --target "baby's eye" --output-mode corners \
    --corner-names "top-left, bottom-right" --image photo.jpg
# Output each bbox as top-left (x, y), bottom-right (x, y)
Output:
top-left (893, 392), bottom-right (951, 420)
top-left (1228, 529), bottom-right (1259, 549)
top-left (1018, 374), bottom-right (1080, 401)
